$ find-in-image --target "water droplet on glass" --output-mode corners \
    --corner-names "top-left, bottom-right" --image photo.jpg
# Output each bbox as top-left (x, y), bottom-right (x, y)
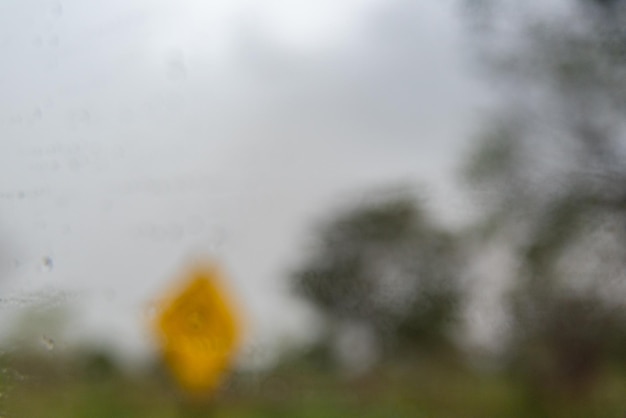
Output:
top-left (165, 224), bottom-right (184, 241)
top-left (48, 35), bottom-right (59, 47)
top-left (40, 256), bottom-right (53, 272)
top-left (209, 227), bottom-right (227, 250)
top-left (51, 2), bottom-right (63, 17)
top-left (10, 115), bottom-right (23, 126)
top-left (166, 50), bottom-right (187, 81)
top-left (187, 216), bottom-right (205, 235)
top-left (147, 305), bottom-right (157, 320)
top-left (104, 289), bottom-right (116, 302)
top-left (41, 335), bottom-right (54, 350)
top-left (70, 109), bottom-right (90, 124)
top-left (68, 158), bottom-right (82, 171)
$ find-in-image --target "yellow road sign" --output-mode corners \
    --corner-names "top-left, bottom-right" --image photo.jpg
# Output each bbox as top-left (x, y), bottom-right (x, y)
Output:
top-left (153, 263), bottom-right (242, 396)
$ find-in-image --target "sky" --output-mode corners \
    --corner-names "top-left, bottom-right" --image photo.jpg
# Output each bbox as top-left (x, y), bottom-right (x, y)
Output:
top-left (0, 0), bottom-right (487, 366)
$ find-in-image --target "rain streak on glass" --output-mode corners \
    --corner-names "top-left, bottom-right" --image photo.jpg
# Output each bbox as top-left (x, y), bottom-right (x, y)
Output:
top-left (41, 336), bottom-right (55, 351)
top-left (40, 256), bottom-right (53, 273)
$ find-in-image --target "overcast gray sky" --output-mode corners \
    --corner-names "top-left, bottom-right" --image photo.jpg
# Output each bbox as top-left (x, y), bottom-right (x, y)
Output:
top-left (0, 0), bottom-right (486, 365)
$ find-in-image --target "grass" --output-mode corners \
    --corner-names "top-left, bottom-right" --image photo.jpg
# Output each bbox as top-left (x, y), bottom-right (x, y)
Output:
top-left (0, 352), bottom-right (625, 417)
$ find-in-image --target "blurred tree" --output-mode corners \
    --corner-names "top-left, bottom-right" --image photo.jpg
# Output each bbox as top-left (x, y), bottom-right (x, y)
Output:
top-left (291, 191), bottom-right (461, 369)
top-left (464, 0), bottom-right (626, 399)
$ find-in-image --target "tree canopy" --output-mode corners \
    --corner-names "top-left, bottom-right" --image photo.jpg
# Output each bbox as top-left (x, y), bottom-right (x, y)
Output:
top-left (291, 192), bottom-right (461, 364)
top-left (464, 0), bottom-right (626, 396)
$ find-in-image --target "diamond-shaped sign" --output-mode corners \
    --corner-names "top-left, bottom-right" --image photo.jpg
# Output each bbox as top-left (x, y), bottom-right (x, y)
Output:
top-left (153, 263), bottom-right (242, 396)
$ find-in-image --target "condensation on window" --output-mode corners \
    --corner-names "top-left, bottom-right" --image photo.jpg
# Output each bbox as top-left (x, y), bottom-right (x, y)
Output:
top-left (1, 0), bottom-right (624, 416)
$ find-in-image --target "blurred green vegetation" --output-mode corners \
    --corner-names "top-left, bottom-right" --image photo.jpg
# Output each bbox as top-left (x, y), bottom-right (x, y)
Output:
top-left (1, 348), bottom-right (626, 418)
top-left (291, 192), bottom-right (461, 363)
top-left (461, 0), bottom-right (626, 404)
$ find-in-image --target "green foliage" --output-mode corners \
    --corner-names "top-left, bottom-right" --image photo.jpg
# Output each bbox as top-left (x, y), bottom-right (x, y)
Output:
top-left (3, 353), bottom-right (626, 418)
top-left (464, 125), bottom-right (517, 186)
top-left (464, 0), bottom-right (626, 399)
top-left (292, 193), bottom-right (461, 358)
